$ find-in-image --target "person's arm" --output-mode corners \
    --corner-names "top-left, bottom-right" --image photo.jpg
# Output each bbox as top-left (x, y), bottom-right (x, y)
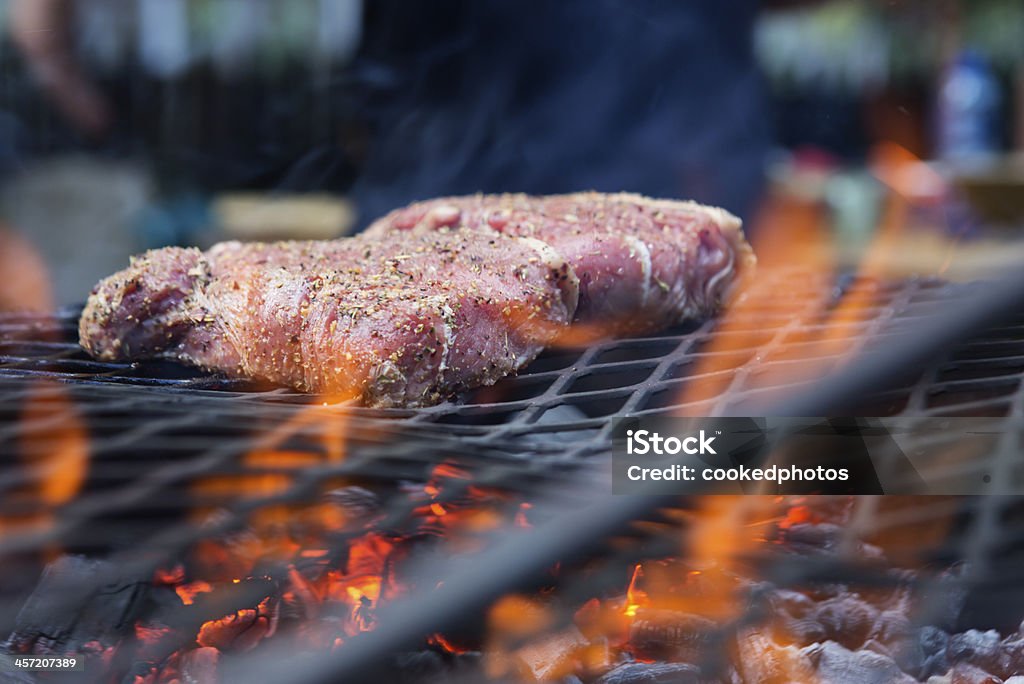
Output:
top-left (9, 0), bottom-right (111, 136)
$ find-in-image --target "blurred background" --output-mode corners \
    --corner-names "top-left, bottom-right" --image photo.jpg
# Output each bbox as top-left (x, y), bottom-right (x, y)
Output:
top-left (1, 0), bottom-right (1024, 309)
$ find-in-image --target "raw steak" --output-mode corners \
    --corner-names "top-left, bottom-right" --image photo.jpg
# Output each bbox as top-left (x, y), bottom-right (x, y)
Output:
top-left (80, 193), bottom-right (753, 406)
top-left (79, 229), bottom-right (577, 406)
top-left (364, 192), bottom-right (755, 335)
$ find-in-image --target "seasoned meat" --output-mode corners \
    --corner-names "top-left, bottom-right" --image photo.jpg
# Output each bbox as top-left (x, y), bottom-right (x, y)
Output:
top-left (364, 192), bottom-right (755, 336)
top-left (79, 229), bottom-right (577, 407)
top-left (79, 193), bottom-right (753, 406)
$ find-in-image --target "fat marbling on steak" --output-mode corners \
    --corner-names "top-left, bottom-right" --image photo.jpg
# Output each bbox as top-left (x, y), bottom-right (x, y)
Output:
top-left (80, 193), bottom-right (753, 406)
top-left (364, 192), bottom-right (755, 335)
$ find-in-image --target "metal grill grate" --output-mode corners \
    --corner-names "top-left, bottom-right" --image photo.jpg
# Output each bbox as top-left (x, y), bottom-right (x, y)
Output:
top-left (2, 275), bottom-right (1017, 423)
top-left (2, 274), bottom-right (1023, 548)
top-left (4, 273), bottom-right (1024, 682)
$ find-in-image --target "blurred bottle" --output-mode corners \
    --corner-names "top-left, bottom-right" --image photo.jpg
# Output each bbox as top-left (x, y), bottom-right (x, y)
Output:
top-left (936, 50), bottom-right (1002, 164)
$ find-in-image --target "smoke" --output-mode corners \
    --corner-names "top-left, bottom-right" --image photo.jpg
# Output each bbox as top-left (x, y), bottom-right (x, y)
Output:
top-left (347, 0), bottom-right (770, 227)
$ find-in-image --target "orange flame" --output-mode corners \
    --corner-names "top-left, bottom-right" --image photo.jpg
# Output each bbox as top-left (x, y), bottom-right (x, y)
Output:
top-left (673, 141), bottom-right (964, 415)
top-left (175, 580), bottom-right (214, 606)
top-left (3, 380), bottom-right (89, 550)
top-left (429, 633), bottom-right (468, 654)
top-left (16, 381), bottom-right (89, 507)
top-left (0, 226), bottom-right (53, 313)
top-left (623, 564), bottom-right (647, 618)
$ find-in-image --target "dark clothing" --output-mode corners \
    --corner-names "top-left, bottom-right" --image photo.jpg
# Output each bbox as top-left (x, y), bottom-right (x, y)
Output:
top-left (351, 0), bottom-right (769, 226)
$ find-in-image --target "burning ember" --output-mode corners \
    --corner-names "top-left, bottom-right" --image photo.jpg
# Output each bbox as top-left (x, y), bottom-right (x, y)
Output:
top-left (1, 461), bottom-right (520, 682)
top-left (5, 466), bottom-right (1020, 684)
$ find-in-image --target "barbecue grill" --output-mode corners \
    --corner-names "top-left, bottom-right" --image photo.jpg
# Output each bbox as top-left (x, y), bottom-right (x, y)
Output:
top-left (3, 270), bottom-right (1024, 683)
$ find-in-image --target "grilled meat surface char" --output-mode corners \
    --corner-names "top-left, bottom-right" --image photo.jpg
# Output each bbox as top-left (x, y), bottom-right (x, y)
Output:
top-left (79, 193), bottom-right (753, 406)
top-left (79, 230), bottom-right (577, 407)
top-left (364, 192), bottom-right (755, 334)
